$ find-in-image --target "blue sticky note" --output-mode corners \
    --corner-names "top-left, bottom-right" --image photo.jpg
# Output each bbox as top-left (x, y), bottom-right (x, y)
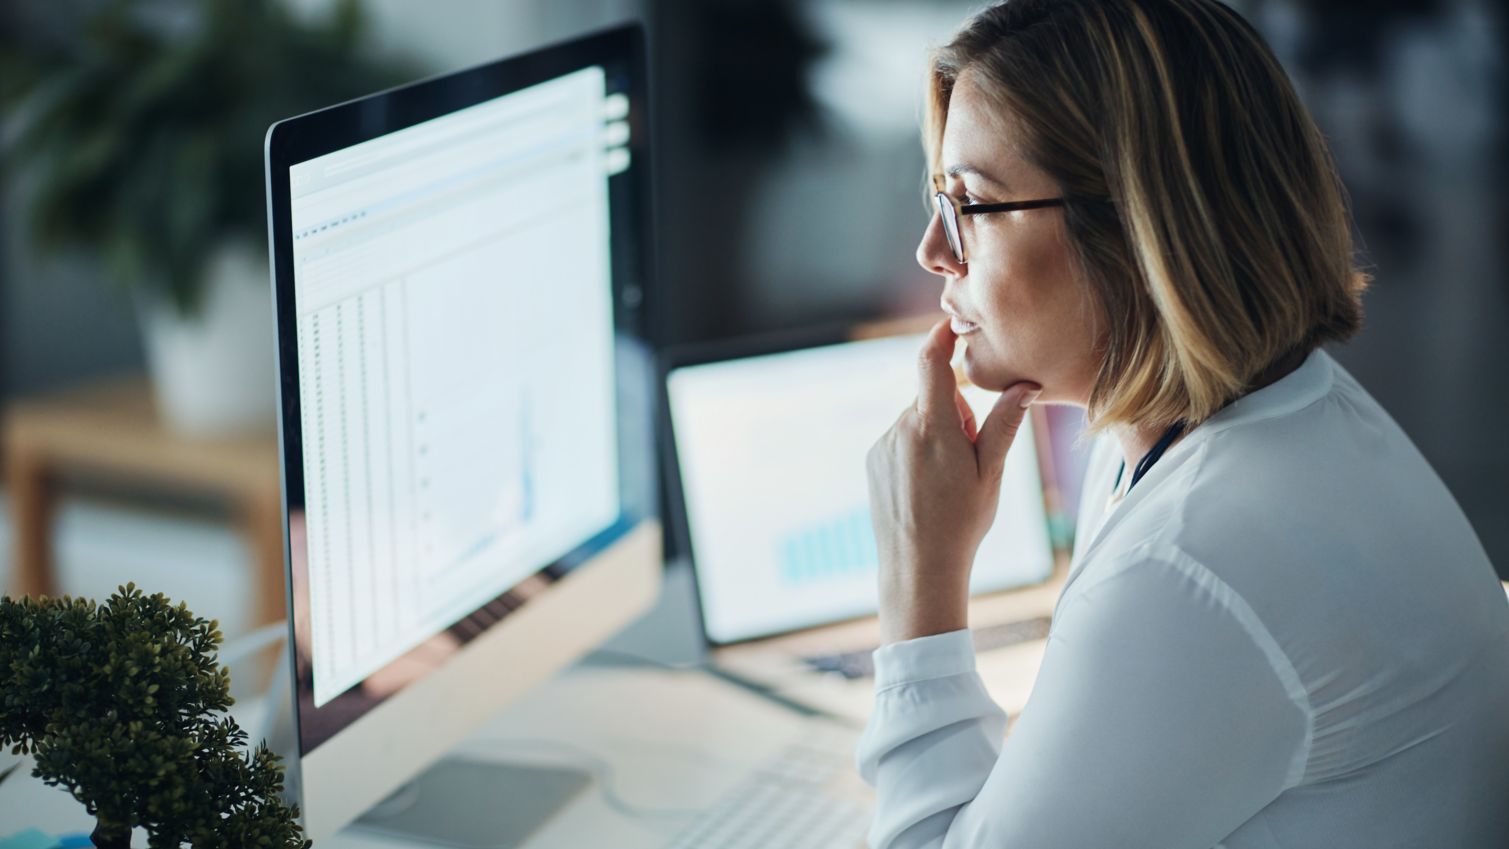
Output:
top-left (0, 828), bottom-right (60, 849)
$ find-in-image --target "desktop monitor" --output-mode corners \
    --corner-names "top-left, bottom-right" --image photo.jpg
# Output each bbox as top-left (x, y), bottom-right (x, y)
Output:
top-left (264, 23), bottom-right (660, 843)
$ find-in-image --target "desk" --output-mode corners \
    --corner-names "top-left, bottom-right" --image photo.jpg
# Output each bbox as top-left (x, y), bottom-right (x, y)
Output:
top-left (21, 566), bottom-right (1500, 844)
top-left (0, 661), bottom-right (871, 849)
top-left (3, 375), bottom-right (285, 625)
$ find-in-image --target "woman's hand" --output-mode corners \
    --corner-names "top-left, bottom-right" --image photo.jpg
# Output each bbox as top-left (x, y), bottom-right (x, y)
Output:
top-left (866, 320), bottom-right (1040, 644)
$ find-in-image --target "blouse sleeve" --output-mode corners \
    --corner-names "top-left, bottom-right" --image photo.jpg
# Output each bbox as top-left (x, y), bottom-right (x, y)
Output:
top-left (854, 552), bottom-right (1311, 849)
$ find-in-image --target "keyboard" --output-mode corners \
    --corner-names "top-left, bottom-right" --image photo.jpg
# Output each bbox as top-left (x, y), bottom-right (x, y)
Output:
top-left (803, 615), bottom-right (1053, 679)
top-left (664, 729), bottom-right (872, 849)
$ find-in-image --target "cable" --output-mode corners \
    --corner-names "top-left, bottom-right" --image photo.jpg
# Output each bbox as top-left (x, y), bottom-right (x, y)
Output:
top-left (585, 650), bottom-right (860, 729)
top-left (581, 647), bottom-right (703, 671)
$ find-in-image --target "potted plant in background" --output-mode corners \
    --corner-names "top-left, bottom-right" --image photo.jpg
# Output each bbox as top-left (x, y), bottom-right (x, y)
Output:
top-left (0, 0), bottom-right (416, 436)
top-left (0, 584), bottom-right (309, 848)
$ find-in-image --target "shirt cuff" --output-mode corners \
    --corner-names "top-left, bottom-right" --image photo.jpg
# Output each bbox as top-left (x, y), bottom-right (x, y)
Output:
top-left (871, 628), bottom-right (977, 691)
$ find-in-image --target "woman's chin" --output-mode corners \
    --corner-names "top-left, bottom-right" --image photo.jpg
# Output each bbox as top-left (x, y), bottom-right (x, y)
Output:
top-left (962, 345), bottom-right (1039, 395)
top-left (960, 343), bottom-right (1007, 391)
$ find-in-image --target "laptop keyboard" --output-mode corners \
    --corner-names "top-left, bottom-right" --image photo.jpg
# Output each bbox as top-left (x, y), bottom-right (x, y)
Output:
top-left (802, 615), bottom-right (1053, 679)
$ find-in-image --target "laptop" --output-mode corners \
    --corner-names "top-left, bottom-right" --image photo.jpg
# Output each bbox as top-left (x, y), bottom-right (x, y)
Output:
top-left (661, 323), bottom-right (1070, 725)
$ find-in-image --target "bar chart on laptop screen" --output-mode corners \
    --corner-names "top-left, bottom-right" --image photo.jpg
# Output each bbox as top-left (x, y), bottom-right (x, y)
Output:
top-left (778, 507), bottom-right (878, 586)
top-left (670, 335), bottom-right (1054, 644)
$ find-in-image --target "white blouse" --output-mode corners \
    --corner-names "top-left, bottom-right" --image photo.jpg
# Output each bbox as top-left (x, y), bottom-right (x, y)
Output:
top-left (856, 348), bottom-right (1509, 848)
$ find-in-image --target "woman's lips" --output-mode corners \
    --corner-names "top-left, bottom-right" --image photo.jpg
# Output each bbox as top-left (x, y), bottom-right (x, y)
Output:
top-left (942, 300), bottom-right (981, 335)
top-left (950, 316), bottom-right (980, 335)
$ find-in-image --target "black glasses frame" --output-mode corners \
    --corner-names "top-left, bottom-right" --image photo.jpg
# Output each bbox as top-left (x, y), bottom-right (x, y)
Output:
top-left (932, 191), bottom-right (1067, 264)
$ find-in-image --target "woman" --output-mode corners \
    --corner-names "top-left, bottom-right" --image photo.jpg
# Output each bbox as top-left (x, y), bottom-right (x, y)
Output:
top-left (860, 1), bottom-right (1509, 847)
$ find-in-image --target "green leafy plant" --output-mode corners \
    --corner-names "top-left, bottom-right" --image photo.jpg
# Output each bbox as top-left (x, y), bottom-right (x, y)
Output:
top-left (0, 0), bottom-right (418, 315)
top-left (0, 584), bottom-right (310, 849)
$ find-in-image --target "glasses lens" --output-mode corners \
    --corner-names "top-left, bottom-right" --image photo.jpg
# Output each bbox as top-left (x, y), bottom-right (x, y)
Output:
top-left (934, 192), bottom-right (963, 263)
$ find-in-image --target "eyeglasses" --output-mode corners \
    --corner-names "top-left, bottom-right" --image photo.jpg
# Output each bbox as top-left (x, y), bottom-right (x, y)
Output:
top-left (932, 191), bottom-right (1066, 264)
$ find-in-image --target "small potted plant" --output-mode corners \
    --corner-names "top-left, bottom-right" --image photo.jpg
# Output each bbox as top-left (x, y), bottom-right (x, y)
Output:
top-left (0, 584), bottom-right (310, 849)
top-left (0, 0), bottom-right (417, 436)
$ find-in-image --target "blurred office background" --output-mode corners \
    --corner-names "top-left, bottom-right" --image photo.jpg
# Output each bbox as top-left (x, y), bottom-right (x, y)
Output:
top-left (1, 0), bottom-right (1505, 649)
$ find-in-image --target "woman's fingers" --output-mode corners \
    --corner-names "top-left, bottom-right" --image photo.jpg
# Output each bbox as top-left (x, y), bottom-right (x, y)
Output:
top-left (914, 319), bottom-right (959, 425)
top-left (976, 382), bottom-right (1041, 477)
top-left (954, 388), bottom-right (978, 441)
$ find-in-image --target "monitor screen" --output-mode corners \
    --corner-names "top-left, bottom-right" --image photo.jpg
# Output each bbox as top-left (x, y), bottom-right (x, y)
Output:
top-left (666, 334), bottom-right (1056, 645)
top-left (287, 66), bottom-right (621, 710)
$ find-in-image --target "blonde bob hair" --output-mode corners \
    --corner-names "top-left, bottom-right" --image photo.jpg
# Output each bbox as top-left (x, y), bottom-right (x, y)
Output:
top-left (926, 0), bottom-right (1370, 433)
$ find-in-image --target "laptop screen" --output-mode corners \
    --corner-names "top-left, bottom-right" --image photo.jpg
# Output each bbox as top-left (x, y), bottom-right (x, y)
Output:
top-left (666, 333), bottom-right (1056, 645)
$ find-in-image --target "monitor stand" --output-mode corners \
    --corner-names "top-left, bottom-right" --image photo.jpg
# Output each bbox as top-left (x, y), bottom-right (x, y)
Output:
top-left (353, 757), bottom-right (593, 848)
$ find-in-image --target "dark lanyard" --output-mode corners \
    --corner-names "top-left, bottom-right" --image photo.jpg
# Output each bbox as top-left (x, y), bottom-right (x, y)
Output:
top-left (1110, 420), bottom-right (1188, 496)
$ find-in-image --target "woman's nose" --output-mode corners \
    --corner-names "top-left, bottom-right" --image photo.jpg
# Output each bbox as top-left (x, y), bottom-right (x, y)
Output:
top-left (916, 210), bottom-right (965, 278)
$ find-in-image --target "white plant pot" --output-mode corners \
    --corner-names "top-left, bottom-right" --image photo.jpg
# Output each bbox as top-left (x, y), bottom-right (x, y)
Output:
top-left (137, 241), bottom-right (277, 438)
